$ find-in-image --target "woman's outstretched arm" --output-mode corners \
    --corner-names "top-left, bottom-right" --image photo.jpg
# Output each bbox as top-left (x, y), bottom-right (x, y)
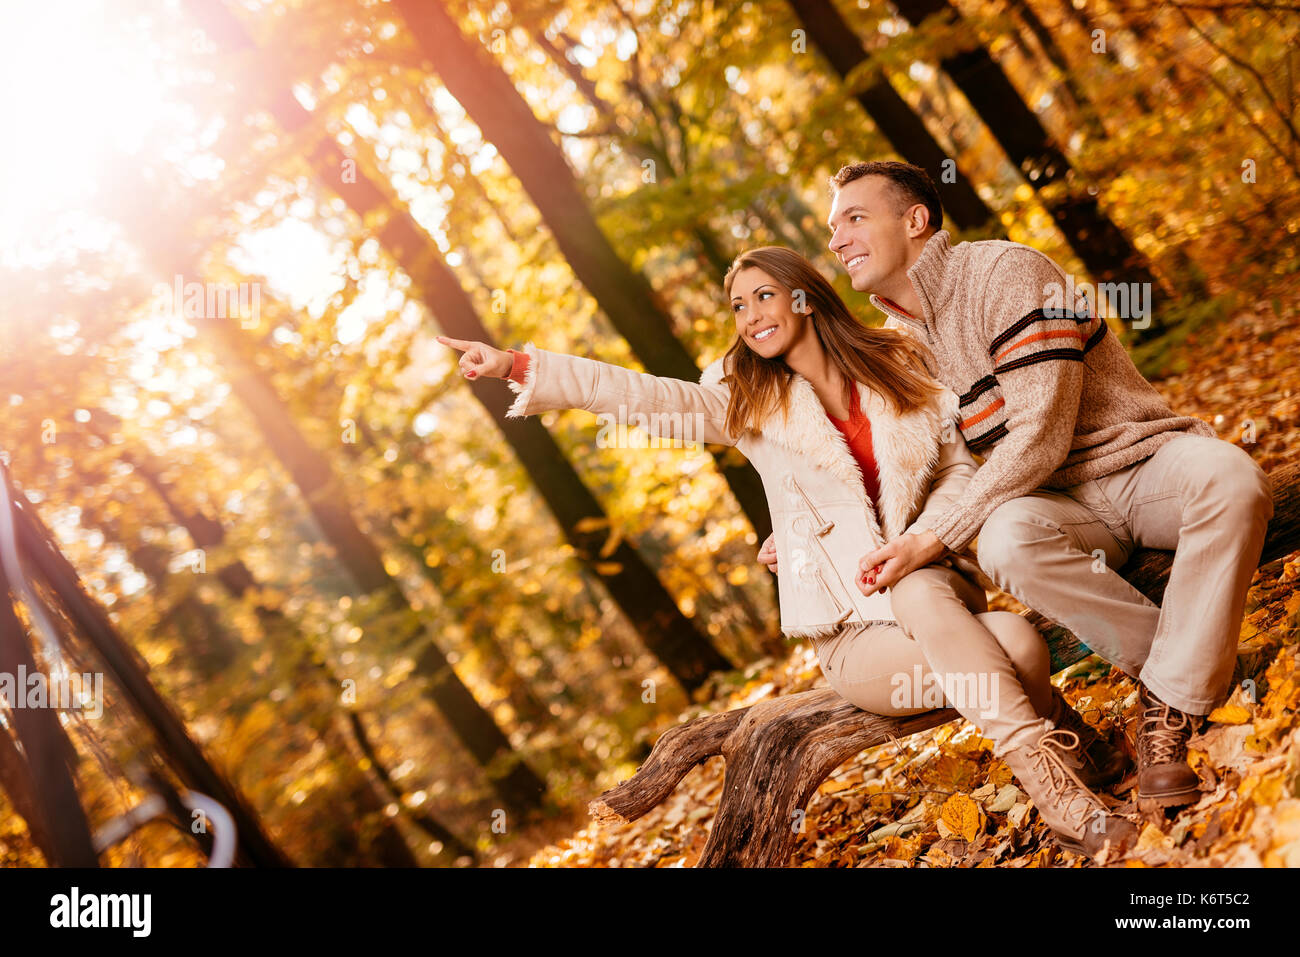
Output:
top-left (435, 336), bottom-right (740, 448)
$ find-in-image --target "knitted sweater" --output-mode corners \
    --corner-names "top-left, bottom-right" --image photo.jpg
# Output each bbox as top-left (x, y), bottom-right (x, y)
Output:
top-left (506, 350), bottom-right (882, 505)
top-left (869, 230), bottom-right (1216, 553)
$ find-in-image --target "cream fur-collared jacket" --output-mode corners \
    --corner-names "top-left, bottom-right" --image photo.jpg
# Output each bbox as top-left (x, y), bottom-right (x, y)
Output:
top-left (505, 343), bottom-right (987, 641)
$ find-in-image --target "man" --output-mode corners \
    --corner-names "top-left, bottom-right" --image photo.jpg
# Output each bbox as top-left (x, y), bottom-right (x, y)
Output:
top-left (759, 160), bottom-right (1272, 825)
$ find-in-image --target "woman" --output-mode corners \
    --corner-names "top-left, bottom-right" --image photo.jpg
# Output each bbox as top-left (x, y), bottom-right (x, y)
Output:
top-left (437, 246), bottom-right (1136, 861)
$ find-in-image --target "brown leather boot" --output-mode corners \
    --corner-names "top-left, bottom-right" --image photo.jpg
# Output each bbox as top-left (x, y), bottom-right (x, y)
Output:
top-left (1000, 729), bottom-right (1139, 863)
top-left (1134, 685), bottom-right (1202, 816)
top-left (1047, 686), bottom-right (1130, 789)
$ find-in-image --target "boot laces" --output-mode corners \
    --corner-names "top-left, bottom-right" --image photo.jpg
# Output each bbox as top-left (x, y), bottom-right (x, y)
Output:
top-left (1052, 697), bottom-right (1102, 766)
top-left (1027, 729), bottom-right (1108, 832)
top-left (1139, 697), bottom-right (1191, 766)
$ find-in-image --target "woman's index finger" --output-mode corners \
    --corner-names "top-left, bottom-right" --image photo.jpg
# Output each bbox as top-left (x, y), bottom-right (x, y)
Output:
top-left (435, 335), bottom-right (475, 351)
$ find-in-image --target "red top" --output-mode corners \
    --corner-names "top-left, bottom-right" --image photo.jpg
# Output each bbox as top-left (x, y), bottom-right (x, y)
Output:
top-left (505, 349), bottom-right (881, 504)
top-left (825, 379), bottom-right (881, 505)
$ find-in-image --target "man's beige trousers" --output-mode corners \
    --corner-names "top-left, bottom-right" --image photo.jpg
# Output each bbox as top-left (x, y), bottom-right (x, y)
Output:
top-left (970, 434), bottom-right (1272, 714)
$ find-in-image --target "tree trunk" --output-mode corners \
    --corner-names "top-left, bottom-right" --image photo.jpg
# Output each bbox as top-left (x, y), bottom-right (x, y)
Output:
top-left (79, 436), bottom-right (460, 865)
top-left (0, 493), bottom-right (98, 866)
top-left (1003, 1), bottom-right (1208, 299)
top-left (0, 721), bottom-right (58, 863)
top-left (1056, 0), bottom-right (1164, 117)
top-left (5, 485), bottom-right (290, 867)
top-left (387, 0), bottom-right (773, 544)
top-left (890, 0), bottom-right (1171, 341)
top-left (285, 356), bottom-right (574, 745)
top-left (787, 0), bottom-right (999, 232)
top-left (530, 22), bottom-right (736, 280)
top-left (177, 0), bottom-right (741, 694)
top-left (196, 319), bottom-right (550, 818)
top-left (335, 149), bottom-right (740, 685)
top-left (1006, 0), bottom-right (1107, 141)
top-left (93, 530), bottom-right (241, 679)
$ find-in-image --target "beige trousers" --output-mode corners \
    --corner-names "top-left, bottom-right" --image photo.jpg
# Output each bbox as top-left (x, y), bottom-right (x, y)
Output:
top-left (973, 434), bottom-right (1272, 714)
top-left (813, 564), bottom-right (1056, 756)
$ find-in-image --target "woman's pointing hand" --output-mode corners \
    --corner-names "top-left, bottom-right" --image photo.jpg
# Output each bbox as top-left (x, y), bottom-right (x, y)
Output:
top-left (436, 335), bottom-right (514, 380)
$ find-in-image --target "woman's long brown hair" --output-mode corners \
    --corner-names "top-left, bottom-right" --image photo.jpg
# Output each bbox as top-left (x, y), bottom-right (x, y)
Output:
top-left (718, 246), bottom-right (941, 438)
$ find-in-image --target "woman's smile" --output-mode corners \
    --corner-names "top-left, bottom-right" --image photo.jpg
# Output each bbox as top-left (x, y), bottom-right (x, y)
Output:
top-left (731, 268), bottom-right (807, 356)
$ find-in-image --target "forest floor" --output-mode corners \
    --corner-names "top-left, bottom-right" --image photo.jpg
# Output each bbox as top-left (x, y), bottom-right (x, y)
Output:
top-left (522, 287), bottom-right (1300, 868)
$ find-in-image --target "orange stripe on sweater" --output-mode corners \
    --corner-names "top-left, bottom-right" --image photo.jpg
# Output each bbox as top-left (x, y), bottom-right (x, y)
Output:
top-left (961, 397), bottom-right (1005, 430)
top-left (994, 329), bottom-right (1085, 362)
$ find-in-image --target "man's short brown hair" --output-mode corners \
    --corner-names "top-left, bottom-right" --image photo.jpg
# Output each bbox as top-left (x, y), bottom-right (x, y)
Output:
top-left (831, 161), bottom-right (943, 233)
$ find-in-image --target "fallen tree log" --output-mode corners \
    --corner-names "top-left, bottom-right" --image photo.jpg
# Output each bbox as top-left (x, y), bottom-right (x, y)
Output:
top-left (590, 461), bottom-right (1300, 866)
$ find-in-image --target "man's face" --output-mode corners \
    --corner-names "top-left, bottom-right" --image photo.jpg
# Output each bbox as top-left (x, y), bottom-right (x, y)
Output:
top-left (827, 175), bottom-right (915, 294)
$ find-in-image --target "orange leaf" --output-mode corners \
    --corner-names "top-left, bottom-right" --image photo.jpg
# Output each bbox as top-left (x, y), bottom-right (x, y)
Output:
top-left (940, 794), bottom-right (985, 842)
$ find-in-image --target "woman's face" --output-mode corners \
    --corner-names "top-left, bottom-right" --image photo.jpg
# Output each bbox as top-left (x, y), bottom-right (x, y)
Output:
top-left (729, 266), bottom-right (811, 359)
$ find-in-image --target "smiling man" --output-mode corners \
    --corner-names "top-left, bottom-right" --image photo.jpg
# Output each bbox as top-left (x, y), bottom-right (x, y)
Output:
top-left (759, 160), bottom-right (1273, 819)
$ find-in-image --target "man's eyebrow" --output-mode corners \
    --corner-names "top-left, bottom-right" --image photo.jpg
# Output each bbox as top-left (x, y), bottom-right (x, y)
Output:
top-left (827, 205), bottom-right (866, 228)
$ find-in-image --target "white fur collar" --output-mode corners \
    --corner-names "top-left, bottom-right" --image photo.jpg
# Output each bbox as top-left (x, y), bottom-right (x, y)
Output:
top-left (701, 356), bottom-right (958, 538)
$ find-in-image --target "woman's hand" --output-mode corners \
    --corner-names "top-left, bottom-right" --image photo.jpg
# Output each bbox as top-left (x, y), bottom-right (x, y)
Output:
top-left (757, 532), bottom-right (778, 574)
top-left (436, 335), bottom-right (514, 380)
top-left (857, 530), bottom-right (947, 597)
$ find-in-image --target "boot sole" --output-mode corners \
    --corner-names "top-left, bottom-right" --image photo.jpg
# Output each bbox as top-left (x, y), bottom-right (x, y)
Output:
top-left (1136, 787), bottom-right (1199, 815)
top-left (1054, 832), bottom-right (1135, 861)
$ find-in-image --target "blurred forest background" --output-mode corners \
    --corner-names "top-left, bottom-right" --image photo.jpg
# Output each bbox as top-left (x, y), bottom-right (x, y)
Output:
top-left (0, 0), bottom-right (1297, 867)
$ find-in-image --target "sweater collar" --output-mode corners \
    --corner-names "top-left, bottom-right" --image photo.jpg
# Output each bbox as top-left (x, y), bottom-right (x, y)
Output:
top-left (868, 229), bottom-right (956, 331)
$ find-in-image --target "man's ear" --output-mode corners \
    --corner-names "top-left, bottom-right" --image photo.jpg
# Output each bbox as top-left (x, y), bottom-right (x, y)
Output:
top-left (905, 203), bottom-right (931, 237)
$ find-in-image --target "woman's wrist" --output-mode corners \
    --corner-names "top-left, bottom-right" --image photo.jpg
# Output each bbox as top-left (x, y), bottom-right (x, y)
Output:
top-left (506, 348), bottom-right (530, 383)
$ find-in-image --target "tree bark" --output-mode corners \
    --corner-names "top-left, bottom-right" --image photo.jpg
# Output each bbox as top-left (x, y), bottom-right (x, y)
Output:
top-left (0, 720), bottom-right (58, 863)
top-left (890, 0), bottom-right (1171, 341)
top-left (787, 0), bottom-right (999, 232)
top-left (176, 0), bottom-right (741, 694)
top-left (0, 490), bottom-right (98, 866)
top-left (81, 431), bottom-right (465, 864)
top-left (388, 0), bottom-right (773, 544)
top-left (5, 485), bottom-right (290, 867)
top-left (530, 22), bottom-right (736, 279)
top-left (197, 320), bottom-right (550, 818)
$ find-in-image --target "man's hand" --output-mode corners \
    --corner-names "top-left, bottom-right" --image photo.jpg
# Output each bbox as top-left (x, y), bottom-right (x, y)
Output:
top-left (436, 335), bottom-right (514, 379)
top-left (857, 530), bottom-right (947, 597)
top-left (757, 532), bottom-right (778, 574)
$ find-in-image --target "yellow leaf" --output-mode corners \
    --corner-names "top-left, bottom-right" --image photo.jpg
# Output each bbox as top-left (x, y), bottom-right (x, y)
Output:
top-left (1136, 823), bottom-right (1173, 852)
top-left (598, 529), bottom-right (623, 558)
top-left (1208, 704), bottom-right (1251, 724)
top-left (940, 794), bottom-right (984, 842)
